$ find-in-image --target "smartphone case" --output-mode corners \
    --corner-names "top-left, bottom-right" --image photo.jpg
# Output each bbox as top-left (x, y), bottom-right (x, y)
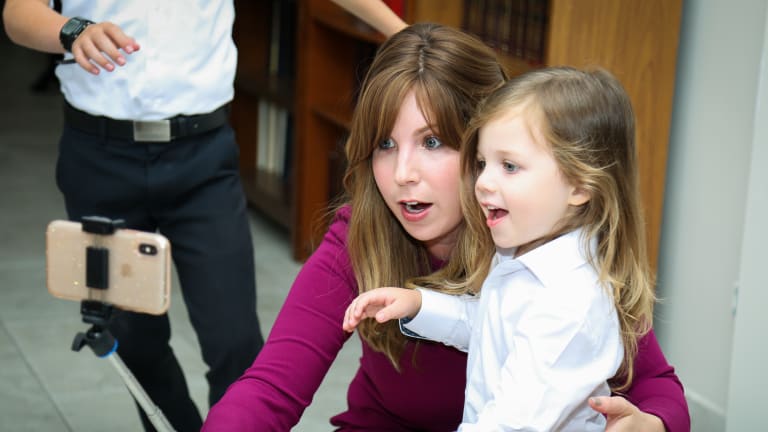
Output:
top-left (46, 220), bottom-right (171, 315)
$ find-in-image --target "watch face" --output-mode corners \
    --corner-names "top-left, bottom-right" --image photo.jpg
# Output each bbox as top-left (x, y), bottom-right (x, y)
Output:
top-left (62, 18), bottom-right (86, 35)
top-left (60, 17), bottom-right (92, 51)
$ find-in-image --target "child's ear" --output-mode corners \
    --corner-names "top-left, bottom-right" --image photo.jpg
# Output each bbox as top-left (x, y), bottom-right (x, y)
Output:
top-left (568, 186), bottom-right (590, 206)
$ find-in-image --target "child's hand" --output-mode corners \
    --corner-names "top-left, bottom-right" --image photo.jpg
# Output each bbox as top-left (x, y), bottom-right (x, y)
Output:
top-left (342, 287), bottom-right (422, 332)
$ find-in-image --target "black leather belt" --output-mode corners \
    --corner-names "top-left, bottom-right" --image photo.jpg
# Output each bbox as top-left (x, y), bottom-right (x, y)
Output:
top-left (63, 102), bottom-right (230, 142)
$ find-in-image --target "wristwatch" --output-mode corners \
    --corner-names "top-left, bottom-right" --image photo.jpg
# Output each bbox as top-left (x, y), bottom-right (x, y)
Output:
top-left (59, 17), bottom-right (94, 52)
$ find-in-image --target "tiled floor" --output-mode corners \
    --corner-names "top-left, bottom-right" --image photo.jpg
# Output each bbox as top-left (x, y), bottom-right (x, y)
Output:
top-left (0, 33), bottom-right (359, 431)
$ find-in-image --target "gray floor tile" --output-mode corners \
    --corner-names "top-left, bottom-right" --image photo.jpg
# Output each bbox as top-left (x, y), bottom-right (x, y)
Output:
top-left (0, 322), bottom-right (68, 432)
top-left (0, 259), bottom-right (77, 322)
top-left (57, 387), bottom-right (143, 432)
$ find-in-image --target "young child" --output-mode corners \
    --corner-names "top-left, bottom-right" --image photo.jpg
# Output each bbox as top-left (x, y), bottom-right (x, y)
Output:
top-left (342, 66), bottom-right (656, 431)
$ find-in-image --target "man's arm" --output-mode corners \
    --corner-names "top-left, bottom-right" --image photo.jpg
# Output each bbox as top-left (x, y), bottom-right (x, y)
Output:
top-left (331, 0), bottom-right (407, 37)
top-left (3, 0), bottom-right (68, 53)
top-left (3, 0), bottom-right (139, 75)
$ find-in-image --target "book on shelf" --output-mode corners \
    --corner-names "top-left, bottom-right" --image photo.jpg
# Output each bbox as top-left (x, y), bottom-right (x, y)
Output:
top-left (257, 99), bottom-right (270, 172)
top-left (268, 0), bottom-right (281, 76)
top-left (256, 101), bottom-right (290, 179)
top-left (524, 0), bottom-right (547, 62)
top-left (282, 113), bottom-right (294, 183)
top-left (462, 0), bottom-right (548, 65)
top-left (255, 0), bottom-right (297, 183)
top-left (276, 0), bottom-right (297, 78)
top-left (484, 0), bottom-right (498, 49)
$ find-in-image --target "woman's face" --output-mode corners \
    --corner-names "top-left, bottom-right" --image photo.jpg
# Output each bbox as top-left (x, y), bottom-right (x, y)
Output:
top-left (372, 91), bottom-right (463, 259)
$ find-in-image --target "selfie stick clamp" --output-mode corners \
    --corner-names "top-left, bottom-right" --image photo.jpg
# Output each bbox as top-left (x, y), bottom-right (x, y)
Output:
top-left (70, 216), bottom-right (175, 432)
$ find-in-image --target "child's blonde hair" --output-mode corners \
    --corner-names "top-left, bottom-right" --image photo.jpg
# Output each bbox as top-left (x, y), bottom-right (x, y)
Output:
top-left (458, 66), bottom-right (655, 391)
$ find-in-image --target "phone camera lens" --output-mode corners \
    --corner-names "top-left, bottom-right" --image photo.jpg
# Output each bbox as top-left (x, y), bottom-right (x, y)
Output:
top-left (139, 243), bottom-right (158, 256)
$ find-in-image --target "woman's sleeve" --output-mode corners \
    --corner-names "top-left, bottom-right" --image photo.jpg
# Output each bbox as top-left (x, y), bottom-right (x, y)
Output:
top-left (625, 329), bottom-right (691, 432)
top-left (202, 212), bottom-right (357, 431)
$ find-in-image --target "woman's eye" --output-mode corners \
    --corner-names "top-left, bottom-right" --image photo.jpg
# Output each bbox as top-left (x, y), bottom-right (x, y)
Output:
top-left (476, 159), bottom-right (486, 171)
top-left (503, 161), bottom-right (519, 173)
top-left (378, 138), bottom-right (395, 150)
top-left (424, 135), bottom-right (442, 149)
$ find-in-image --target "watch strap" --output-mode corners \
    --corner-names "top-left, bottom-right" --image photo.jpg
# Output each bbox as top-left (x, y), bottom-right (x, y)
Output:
top-left (59, 17), bottom-right (95, 52)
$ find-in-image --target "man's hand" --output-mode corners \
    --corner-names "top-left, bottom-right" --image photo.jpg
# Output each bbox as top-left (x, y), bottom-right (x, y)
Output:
top-left (70, 21), bottom-right (140, 75)
top-left (342, 287), bottom-right (421, 332)
top-left (589, 396), bottom-right (666, 432)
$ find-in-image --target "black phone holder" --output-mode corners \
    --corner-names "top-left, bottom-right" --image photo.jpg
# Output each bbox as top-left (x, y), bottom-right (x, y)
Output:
top-left (69, 216), bottom-right (174, 432)
top-left (71, 216), bottom-right (125, 357)
top-left (71, 300), bottom-right (118, 357)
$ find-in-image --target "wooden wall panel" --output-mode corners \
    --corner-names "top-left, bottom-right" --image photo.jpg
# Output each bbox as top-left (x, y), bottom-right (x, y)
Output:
top-left (547, 0), bottom-right (683, 270)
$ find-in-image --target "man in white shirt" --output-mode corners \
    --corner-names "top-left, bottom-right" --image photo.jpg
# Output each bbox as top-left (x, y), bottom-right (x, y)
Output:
top-left (3, 1), bottom-right (264, 430)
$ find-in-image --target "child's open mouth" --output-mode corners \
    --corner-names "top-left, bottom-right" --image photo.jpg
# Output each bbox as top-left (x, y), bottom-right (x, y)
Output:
top-left (486, 206), bottom-right (508, 227)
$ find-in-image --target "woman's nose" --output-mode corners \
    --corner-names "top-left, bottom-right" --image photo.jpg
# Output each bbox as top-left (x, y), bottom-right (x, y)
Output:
top-left (394, 150), bottom-right (419, 185)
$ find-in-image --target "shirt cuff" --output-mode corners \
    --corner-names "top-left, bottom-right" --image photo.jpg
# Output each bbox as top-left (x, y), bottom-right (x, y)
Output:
top-left (400, 288), bottom-right (467, 344)
top-left (398, 316), bottom-right (426, 339)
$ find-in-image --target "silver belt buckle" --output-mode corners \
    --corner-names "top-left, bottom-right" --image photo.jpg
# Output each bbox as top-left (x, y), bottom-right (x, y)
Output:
top-left (133, 120), bottom-right (171, 142)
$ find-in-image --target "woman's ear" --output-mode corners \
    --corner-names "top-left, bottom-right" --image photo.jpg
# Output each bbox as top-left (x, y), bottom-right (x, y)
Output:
top-left (568, 186), bottom-right (590, 206)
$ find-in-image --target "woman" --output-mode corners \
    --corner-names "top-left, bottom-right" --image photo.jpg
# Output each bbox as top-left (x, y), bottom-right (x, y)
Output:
top-left (203, 23), bottom-right (689, 432)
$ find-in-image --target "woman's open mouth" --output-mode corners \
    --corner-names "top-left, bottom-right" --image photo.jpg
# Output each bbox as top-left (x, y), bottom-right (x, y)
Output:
top-left (399, 201), bottom-right (432, 221)
top-left (401, 201), bottom-right (430, 214)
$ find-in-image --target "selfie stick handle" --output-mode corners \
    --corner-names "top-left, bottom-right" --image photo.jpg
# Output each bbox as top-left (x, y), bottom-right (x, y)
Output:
top-left (71, 216), bottom-right (175, 432)
top-left (71, 317), bottom-right (173, 432)
top-left (107, 354), bottom-right (175, 432)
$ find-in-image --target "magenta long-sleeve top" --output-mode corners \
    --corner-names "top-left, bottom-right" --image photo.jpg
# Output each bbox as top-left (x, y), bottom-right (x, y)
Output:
top-left (202, 206), bottom-right (690, 432)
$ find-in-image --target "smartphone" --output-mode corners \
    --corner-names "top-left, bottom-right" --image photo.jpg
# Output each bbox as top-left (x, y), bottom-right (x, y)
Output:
top-left (46, 220), bottom-right (171, 315)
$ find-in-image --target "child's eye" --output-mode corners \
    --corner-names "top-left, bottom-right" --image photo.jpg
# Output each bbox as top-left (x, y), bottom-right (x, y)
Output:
top-left (378, 138), bottom-right (395, 150)
top-left (503, 161), bottom-right (519, 173)
top-left (424, 135), bottom-right (442, 149)
top-left (476, 159), bottom-right (486, 171)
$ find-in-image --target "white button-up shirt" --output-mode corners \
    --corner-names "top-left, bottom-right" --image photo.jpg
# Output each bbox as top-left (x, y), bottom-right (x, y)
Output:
top-left (405, 229), bottom-right (622, 431)
top-left (57, 0), bottom-right (236, 120)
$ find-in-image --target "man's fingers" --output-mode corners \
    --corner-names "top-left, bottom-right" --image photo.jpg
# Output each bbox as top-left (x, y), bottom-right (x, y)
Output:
top-left (100, 21), bottom-right (140, 53)
top-left (71, 22), bottom-right (140, 74)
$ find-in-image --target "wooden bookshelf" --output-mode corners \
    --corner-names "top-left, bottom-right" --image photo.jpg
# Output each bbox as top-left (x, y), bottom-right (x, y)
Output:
top-left (233, 0), bottom-right (682, 266)
top-left (231, 0), bottom-right (295, 233)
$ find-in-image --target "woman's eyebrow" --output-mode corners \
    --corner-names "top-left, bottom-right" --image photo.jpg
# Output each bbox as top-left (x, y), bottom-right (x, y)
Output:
top-left (414, 124), bottom-right (438, 135)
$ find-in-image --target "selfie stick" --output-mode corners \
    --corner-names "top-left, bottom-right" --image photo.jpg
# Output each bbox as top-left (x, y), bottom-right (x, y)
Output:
top-left (69, 216), bottom-right (175, 432)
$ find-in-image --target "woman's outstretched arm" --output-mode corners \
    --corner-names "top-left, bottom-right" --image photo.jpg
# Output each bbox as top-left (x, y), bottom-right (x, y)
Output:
top-left (202, 210), bottom-right (357, 431)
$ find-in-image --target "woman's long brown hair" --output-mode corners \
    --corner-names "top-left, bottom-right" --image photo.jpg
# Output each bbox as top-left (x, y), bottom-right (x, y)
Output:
top-left (342, 23), bottom-right (506, 367)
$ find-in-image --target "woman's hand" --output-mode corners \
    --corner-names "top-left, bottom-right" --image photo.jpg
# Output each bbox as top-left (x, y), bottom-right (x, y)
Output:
top-left (70, 21), bottom-right (140, 75)
top-left (589, 396), bottom-right (666, 432)
top-left (342, 287), bottom-right (421, 332)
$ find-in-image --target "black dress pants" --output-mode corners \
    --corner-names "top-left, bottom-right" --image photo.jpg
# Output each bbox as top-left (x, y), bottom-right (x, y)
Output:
top-left (56, 122), bottom-right (264, 431)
